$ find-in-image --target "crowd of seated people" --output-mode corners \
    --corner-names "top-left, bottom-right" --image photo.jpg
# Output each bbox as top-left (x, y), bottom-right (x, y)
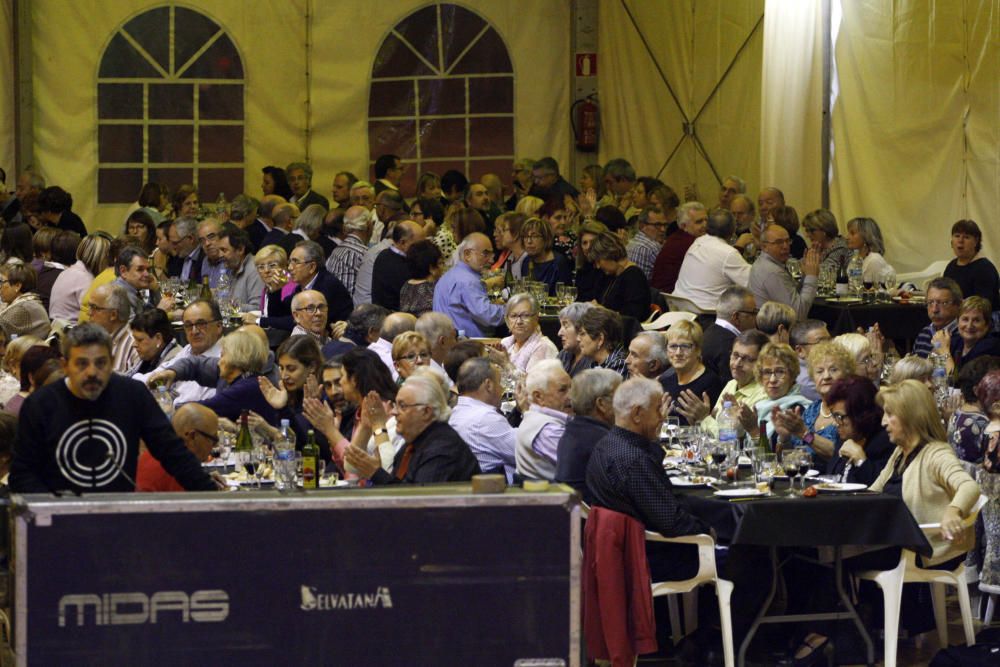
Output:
top-left (4, 156), bottom-right (1000, 664)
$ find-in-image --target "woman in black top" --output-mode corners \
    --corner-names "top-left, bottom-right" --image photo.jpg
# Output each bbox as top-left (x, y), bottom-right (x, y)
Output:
top-left (587, 230), bottom-right (650, 322)
top-left (520, 217), bottom-right (572, 296)
top-left (824, 375), bottom-right (894, 485)
top-left (573, 220), bottom-right (611, 303)
top-left (658, 319), bottom-right (722, 425)
top-left (944, 219), bottom-right (1000, 310)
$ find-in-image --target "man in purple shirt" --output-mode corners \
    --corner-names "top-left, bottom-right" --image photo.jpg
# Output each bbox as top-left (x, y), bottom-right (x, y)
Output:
top-left (515, 360), bottom-right (573, 481)
top-left (432, 232), bottom-right (504, 337)
top-left (448, 357), bottom-right (516, 482)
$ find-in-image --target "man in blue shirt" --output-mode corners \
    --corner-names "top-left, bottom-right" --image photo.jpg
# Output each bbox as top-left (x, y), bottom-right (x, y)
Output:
top-left (432, 232), bottom-right (504, 337)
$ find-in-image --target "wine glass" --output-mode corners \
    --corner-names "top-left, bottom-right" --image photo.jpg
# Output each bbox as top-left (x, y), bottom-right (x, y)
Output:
top-left (797, 449), bottom-right (814, 491)
top-left (782, 450), bottom-right (801, 495)
top-left (786, 258), bottom-right (803, 284)
top-left (710, 442), bottom-right (728, 480)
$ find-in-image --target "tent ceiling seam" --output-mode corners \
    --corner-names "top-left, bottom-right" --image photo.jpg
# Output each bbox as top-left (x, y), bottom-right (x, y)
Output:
top-left (619, 0), bottom-right (689, 122)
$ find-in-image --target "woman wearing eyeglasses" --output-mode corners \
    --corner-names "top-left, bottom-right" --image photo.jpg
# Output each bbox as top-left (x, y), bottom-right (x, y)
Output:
top-left (501, 293), bottom-right (557, 373)
top-left (772, 341), bottom-right (854, 466)
top-left (834, 332), bottom-right (884, 385)
top-left (823, 375), bottom-right (894, 485)
top-left (520, 217), bottom-right (573, 296)
top-left (934, 296), bottom-right (1000, 376)
top-left (754, 343), bottom-right (812, 441)
top-left (251, 244), bottom-right (294, 321)
top-left (659, 320), bottom-right (723, 425)
top-left (392, 332), bottom-right (433, 383)
top-left (0, 262), bottom-right (50, 339)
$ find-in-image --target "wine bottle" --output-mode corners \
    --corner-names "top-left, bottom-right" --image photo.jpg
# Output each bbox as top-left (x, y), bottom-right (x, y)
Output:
top-left (302, 429), bottom-right (319, 489)
top-left (200, 276), bottom-right (213, 303)
top-left (235, 410), bottom-right (253, 453)
top-left (758, 419), bottom-right (771, 454)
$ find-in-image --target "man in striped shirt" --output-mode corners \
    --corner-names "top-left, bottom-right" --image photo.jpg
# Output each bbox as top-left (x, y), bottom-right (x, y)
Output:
top-left (626, 205), bottom-right (668, 281)
top-left (913, 277), bottom-right (962, 358)
top-left (325, 206), bottom-right (372, 294)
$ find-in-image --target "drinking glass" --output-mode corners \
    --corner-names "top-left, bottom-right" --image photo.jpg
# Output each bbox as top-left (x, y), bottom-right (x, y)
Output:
top-left (660, 417), bottom-right (680, 448)
top-left (797, 450), bottom-right (813, 491)
top-left (781, 450), bottom-right (800, 495)
top-left (786, 258), bottom-right (803, 284)
top-left (562, 285), bottom-right (577, 305)
top-left (754, 452), bottom-right (777, 485)
top-left (710, 442), bottom-right (729, 479)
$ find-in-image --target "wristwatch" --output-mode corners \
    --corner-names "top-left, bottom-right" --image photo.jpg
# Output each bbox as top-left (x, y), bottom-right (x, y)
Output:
top-left (802, 432), bottom-right (815, 447)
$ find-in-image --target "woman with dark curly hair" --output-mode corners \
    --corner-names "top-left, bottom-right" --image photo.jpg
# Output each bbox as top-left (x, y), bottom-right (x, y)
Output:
top-left (400, 240), bottom-right (444, 317)
top-left (824, 375), bottom-right (894, 484)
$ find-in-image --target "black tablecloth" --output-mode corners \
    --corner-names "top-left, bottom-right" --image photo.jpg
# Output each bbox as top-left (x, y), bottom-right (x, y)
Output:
top-left (809, 298), bottom-right (929, 342)
top-left (678, 487), bottom-right (932, 557)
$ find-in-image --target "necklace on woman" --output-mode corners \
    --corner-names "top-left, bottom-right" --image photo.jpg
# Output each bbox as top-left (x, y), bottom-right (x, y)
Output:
top-left (819, 405), bottom-right (833, 419)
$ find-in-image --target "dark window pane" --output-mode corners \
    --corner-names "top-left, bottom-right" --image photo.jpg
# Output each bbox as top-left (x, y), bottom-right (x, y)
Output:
top-left (394, 5), bottom-right (440, 71)
top-left (199, 169), bottom-right (244, 201)
top-left (99, 169), bottom-right (144, 204)
top-left (180, 35), bottom-right (243, 79)
top-left (373, 33), bottom-right (436, 79)
top-left (368, 120), bottom-right (417, 159)
top-left (147, 168), bottom-right (193, 194)
top-left (419, 118), bottom-right (466, 158)
top-left (99, 125), bottom-right (143, 163)
top-left (369, 80), bottom-right (416, 118)
top-left (469, 77), bottom-right (513, 114)
top-left (149, 126), bottom-right (193, 163)
top-left (419, 160), bottom-right (467, 181)
top-left (418, 78), bottom-right (465, 116)
top-left (199, 126), bottom-right (243, 163)
top-left (199, 84), bottom-right (243, 120)
top-left (98, 84), bottom-right (143, 119)
top-left (469, 159), bottom-right (511, 185)
top-left (468, 117), bottom-right (513, 157)
top-left (173, 7), bottom-right (221, 74)
top-left (439, 5), bottom-right (487, 73)
top-left (98, 33), bottom-right (162, 78)
top-left (451, 28), bottom-right (512, 74)
top-left (122, 7), bottom-right (170, 74)
top-left (149, 84), bottom-right (193, 119)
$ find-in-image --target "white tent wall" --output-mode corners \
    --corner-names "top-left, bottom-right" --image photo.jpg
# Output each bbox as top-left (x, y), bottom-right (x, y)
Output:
top-left (0, 0), bottom-right (14, 183)
top-left (597, 0), bottom-right (764, 210)
top-left (16, 0), bottom-right (569, 234)
top-left (827, 0), bottom-right (999, 272)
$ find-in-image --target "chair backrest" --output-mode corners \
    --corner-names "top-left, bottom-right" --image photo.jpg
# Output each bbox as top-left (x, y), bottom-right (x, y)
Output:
top-left (897, 259), bottom-right (949, 288)
top-left (642, 310), bottom-right (697, 331)
top-left (917, 494), bottom-right (988, 561)
top-left (662, 292), bottom-right (714, 315)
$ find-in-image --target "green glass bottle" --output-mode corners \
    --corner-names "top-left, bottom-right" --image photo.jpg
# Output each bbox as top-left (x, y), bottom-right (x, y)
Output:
top-left (235, 410), bottom-right (254, 478)
top-left (200, 276), bottom-right (213, 303)
top-left (302, 429), bottom-right (319, 489)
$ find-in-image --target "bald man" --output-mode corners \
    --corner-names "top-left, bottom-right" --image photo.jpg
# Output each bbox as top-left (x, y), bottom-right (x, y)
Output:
top-left (136, 404), bottom-right (220, 492)
top-left (368, 311), bottom-right (417, 380)
top-left (371, 220), bottom-right (426, 311)
top-left (433, 232), bottom-right (505, 337)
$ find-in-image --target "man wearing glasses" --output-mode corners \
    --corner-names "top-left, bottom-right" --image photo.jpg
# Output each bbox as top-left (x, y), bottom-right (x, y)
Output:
top-left (136, 404), bottom-right (220, 492)
top-left (432, 233), bottom-right (504, 337)
top-left (290, 290), bottom-right (353, 359)
top-left (86, 283), bottom-right (139, 373)
top-left (626, 205), bottom-right (669, 281)
top-left (749, 223), bottom-right (821, 320)
top-left (260, 240), bottom-right (353, 331)
top-left (701, 286), bottom-right (758, 384)
top-left (913, 277), bottom-right (963, 358)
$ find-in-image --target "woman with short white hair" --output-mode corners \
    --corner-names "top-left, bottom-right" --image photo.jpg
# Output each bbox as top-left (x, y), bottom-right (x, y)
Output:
top-left (556, 302), bottom-right (594, 377)
top-left (834, 332), bottom-right (882, 384)
top-left (501, 293), bottom-right (558, 373)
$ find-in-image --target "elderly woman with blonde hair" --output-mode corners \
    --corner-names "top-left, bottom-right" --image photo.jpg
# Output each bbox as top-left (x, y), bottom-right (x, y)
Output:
top-left (934, 295), bottom-right (1000, 375)
top-left (756, 301), bottom-right (797, 345)
top-left (501, 293), bottom-right (558, 373)
top-left (754, 343), bottom-right (812, 440)
top-left (391, 331), bottom-right (433, 383)
top-left (834, 332), bottom-right (883, 384)
top-left (659, 319), bottom-right (723, 425)
top-left (889, 354), bottom-right (934, 386)
top-left (772, 341), bottom-right (855, 464)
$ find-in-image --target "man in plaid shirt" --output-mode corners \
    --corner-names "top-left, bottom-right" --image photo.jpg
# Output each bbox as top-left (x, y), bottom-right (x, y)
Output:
top-left (626, 205), bottom-right (669, 281)
top-left (325, 206), bottom-right (372, 294)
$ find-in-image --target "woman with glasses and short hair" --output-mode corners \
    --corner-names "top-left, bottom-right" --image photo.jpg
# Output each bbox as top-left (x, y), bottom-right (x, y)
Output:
top-left (0, 262), bottom-right (50, 339)
top-left (754, 342), bottom-right (812, 441)
top-left (392, 331), bottom-right (433, 383)
top-left (501, 293), bottom-right (558, 373)
top-left (834, 332), bottom-right (884, 385)
top-left (519, 216), bottom-right (573, 296)
top-left (659, 320), bottom-right (723, 425)
top-left (824, 375), bottom-right (894, 485)
top-left (251, 244), bottom-right (294, 321)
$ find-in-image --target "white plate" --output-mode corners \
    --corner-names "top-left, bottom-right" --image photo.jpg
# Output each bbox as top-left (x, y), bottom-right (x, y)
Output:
top-left (320, 478), bottom-right (349, 488)
top-left (671, 475), bottom-right (718, 487)
top-left (773, 469), bottom-right (820, 479)
top-left (814, 482), bottom-right (868, 493)
top-left (713, 488), bottom-right (768, 497)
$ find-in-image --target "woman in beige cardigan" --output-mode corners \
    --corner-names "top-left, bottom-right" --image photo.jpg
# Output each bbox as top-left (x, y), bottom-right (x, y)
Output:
top-left (870, 379), bottom-right (980, 565)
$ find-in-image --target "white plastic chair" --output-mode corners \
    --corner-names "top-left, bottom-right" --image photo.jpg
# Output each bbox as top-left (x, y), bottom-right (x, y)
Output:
top-left (855, 494), bottom-right (987, 667)
top-left (641, 310), bottom-right (697, 331)
top-left (897, 259), bottom-right (949, 289)
top-left (662, 292), bottom-right (715, 316)
top-left (981, 581), bottom-right (1000, 625)
top-left (646, 531), bottom-right (735, 667)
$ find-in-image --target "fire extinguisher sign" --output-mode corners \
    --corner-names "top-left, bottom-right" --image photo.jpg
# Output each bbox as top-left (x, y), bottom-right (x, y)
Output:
top-left (575, 53), bottom-right (597, 77)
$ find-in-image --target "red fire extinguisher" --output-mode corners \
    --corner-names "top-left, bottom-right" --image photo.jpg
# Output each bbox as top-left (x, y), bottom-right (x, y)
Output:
top-left (571, 95), bottom-right (599, 153)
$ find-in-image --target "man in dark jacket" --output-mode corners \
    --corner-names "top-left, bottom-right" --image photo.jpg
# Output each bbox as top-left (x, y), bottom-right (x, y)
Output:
top-left (10, 324), bottom-right (219, 494)
top-left (555, 368), bottom-right (621, 499)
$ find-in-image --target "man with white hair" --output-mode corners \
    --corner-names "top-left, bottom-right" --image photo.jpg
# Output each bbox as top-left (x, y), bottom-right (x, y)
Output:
top-left (586, 377), bottom-right (711, 580)
top-left (625, 332), bottom-right (669, 379)
top-left (650, 201), bottom-right (709, 293)
top-left (259, 202), bottom-right (299, 249)
top-left (449, 357), bottom-right (516, 481)
top-left (674, 208), bottom-right (752, 311)
top-left (555, 368), bottom-right (621, 498)
top-left (290, 290), bottom-right (353, 359)
top-left (87, 282), bottom-right (138, 373)
top-left (718, 175), bottom-right (745, 210)
top-left (166, 216), bottom-right (204, 282)
top-left (346, 374), bottom-right (480, 484)
top-left (326, 205), bottom-right (372, 294)
top-left (515, 359), bottom-right (573, 481)
top-left (433, 232), bottom-right (505, 337)
top-left (701, 286), bottom-right (757, 384)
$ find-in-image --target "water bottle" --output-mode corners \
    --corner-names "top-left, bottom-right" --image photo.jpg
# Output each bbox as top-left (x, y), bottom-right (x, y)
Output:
top-left (718, 401), bottom-right (740, 450)
top-left (847, 252), bottom-right (864, 298)
top-left (274, 419), bottom-right (296, 491)
top-left (156, 385), bottom-right (174, 417)
top-left (930, 340), bottom-right (950, 406)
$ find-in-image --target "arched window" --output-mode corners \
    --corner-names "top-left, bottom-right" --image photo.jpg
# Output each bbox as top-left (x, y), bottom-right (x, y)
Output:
top-left (97, 5), bottom-right (245, 204)
top-left (368, 3), bottom-right (514, 192)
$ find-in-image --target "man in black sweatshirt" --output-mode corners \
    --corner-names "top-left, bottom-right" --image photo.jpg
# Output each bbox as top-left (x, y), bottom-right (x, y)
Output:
top-left (10, 324), bottom-right (219, 495)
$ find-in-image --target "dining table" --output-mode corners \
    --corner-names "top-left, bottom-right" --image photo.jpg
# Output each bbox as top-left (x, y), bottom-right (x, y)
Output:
top-left (809, 297), bottom-right (929, 348)
top-left (674, 478), bottom-right (931, 667)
